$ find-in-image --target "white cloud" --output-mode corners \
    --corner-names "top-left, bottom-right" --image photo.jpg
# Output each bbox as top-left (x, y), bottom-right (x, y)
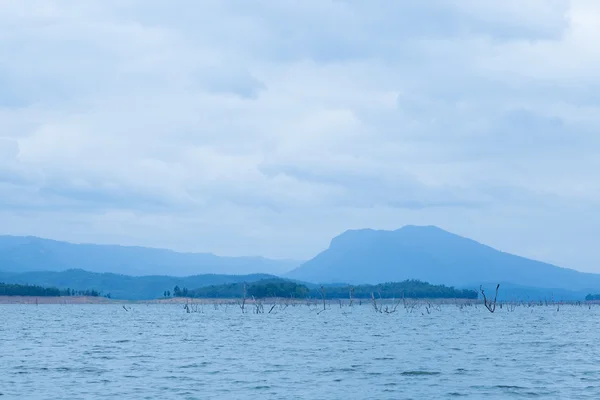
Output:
top-left (1, 0), bottom-right (600, 271)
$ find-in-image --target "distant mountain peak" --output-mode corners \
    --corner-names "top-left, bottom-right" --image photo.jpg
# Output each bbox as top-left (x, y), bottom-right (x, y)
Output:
top-left (330, 225), bottom-right (461, 248)
top-left (398, 224), bottom-right (448, 232)
top-left (287, 225), bottom-right (600, 291)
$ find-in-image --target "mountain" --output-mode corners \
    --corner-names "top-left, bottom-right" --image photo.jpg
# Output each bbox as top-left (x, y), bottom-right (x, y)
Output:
top-left (180, 279), bottom-right (478, 300)
top-left (0, 269), bottom-right (276, 300)
top-left (5, 227), bottom-right (600, 300)
top-left (0, 235), bottom-right (300, 276)
top-left (286, 225), bottom-right (600, 292)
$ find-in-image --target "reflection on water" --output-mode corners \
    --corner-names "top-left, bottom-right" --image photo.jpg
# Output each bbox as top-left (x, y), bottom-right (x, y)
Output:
top-left (1, 303), bottom-right (600, 399)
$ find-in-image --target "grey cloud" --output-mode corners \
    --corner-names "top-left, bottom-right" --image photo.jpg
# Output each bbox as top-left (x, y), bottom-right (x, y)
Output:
top-left (0, 138), bottom-right (19, 159)
top-left (258, 163), bottom-right (487, 210)
top-left (1, 0), bottom-right (600, 270)
top-left (200, 68), bottom-right (266, 99)
top-left (242, 1), bottom-right (569, 63)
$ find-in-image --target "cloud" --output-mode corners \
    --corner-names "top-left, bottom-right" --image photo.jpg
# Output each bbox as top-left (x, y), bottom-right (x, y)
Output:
top-left (1, 0), bottom-right (600, 272)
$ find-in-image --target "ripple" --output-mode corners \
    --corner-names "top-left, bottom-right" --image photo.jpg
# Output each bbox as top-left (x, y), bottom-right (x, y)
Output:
top-left (495, 385), bottom-right (527, 389)
top-left (401, 371), bottom-right (441, 376)
top-left (2, 303), bottom-right (600, 398)
top-left (179, 362), bottom-right (210, 369)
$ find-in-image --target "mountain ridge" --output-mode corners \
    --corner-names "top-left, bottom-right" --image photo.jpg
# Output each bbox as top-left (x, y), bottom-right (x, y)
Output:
top-left (0, 268), bottom-right (277, 300)
top-left (4, 226), bottom-right (600, 295)
top-left (287, 225), bottom-right (600, 291)
top-left (0, 235), bottom-right (300, 276)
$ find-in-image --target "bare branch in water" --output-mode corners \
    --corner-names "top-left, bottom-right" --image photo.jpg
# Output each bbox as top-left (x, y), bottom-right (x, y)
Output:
top-left (480, 284), bottom-right (500, 313)
top-left (238, 283), bottom-right (247, 313)
top-left (371, 292), bottom-right (381, 313)
top-left (320, 286), bottom-right (326, 312)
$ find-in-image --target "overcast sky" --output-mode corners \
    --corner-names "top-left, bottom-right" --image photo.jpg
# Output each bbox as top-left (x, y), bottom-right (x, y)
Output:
top-left (1, 1), bottom-right (600, 271)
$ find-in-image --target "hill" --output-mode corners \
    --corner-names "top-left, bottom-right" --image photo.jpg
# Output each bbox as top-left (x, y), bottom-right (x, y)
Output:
top-left (287, 225), bottom-right (600, 292)
top-left (0, 235), bottom-right (299, 276)
top-left (174, 278), bottom-right (477, 300)
top-left (0, 281), bottom-right (101, 297)
top-left (0, 269), bottom-right (276, 300)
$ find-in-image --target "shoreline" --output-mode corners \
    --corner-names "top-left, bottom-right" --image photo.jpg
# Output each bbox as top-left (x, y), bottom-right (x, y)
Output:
top-left (0, 296), bottom-right (481, 305)
top-left (0, 296), bottom-right (593, 305)
top-left (0, 296), bottom-right (117, 304)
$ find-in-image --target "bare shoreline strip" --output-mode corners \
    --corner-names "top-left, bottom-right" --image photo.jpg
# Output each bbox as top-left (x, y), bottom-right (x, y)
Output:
top-left (0, 296), bottom-right (482, 305)
top-left (0, 296), bottom-right (117, 304)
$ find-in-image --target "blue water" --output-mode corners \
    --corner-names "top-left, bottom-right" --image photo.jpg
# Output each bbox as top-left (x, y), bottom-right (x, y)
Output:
top-left (1, 303), bottom-right (600, 399)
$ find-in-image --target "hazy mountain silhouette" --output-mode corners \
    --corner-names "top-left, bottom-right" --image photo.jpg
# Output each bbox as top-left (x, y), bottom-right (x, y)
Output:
top-left (0, 235), bottom-right (300, 276)
top-left (4, 227), bottom-right (600, 296)
top-left (286, 225), bottom-right (600, 291)
top-left (0, 269), bottom-right (276, 300)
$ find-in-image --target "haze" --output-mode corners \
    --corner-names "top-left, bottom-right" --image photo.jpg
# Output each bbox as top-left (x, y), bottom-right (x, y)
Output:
top-left (1, 1), bottom-right (600, 272)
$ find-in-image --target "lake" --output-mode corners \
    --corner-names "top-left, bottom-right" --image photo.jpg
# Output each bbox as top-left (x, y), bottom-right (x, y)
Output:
top-left (1, 302), bottom-right (600, 399)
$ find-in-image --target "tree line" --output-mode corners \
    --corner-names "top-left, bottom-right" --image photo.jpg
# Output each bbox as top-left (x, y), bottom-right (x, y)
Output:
top-left (585, 294), bottom-right (600, 301)
top-left (318, 280), bottom-right (478, 299)
top-left (171, 280), bottom-right (309, 299)
top-left (0, 282), bottom-right (102, 297)
top-left (168, 279), bottom-right (478, 300)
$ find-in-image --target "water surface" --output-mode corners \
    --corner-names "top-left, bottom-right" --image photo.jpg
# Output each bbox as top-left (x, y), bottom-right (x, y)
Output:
top-left (2, 303), bottom-right (600, 399)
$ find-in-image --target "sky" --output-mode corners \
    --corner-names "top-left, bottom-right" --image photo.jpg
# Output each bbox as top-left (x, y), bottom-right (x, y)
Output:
top-left (1, 1), bottom-right (600, 272)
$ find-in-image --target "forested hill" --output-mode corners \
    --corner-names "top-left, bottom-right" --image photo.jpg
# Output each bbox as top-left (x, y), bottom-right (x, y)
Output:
top-left (0, 269), bottom-right (276, 300)
top-left (174, 279), bottom-right (478, 300)
top-left (0, 269), bottom-right (477, 300)
top-left (0, 282), bottom-right (100, 297)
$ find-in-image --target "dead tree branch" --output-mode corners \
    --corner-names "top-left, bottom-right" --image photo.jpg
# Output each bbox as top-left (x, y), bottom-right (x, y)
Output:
top-left (238, 283), bottom-right (247, 313)
top-left (480, 284), bottom-right (500, 313)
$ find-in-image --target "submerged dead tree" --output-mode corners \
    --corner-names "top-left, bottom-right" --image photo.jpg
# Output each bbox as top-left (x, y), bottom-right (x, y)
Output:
top-left (480, 284), bottom-right (500, 313)
top-left (238, 283), bottom-right (247, 313)
top-left (252, 296), bottom-right (264, 314)
top-left (371, 292), bottom-right (381, 313)
top-left (317, 286), bottom-right (327, 314)
top-left (371, 292), bottom-right (400, 314)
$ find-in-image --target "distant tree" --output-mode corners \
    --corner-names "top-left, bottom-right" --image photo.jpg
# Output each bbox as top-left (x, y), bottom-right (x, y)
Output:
top-left (247, 281), bottom-right (310, 299)
top-left (1, 282), bottom-right (61, 297)
top-left (172, 279), bottom-right (475, 300)
top-left (304, 280), bottom-right (478, 300)
top-left (182, 279), bottom-right (310, 299)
